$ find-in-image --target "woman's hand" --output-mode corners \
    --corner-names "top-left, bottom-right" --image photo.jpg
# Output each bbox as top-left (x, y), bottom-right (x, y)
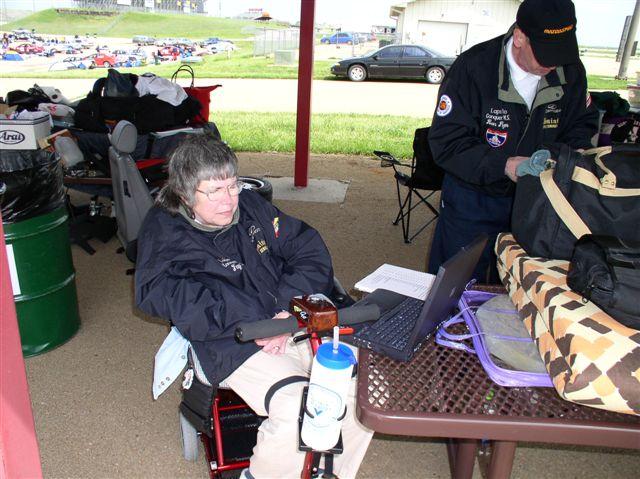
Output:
top-left (255, 312), bottom-right (291, 354)
top-left (255, 333), bottom-right (289, 355)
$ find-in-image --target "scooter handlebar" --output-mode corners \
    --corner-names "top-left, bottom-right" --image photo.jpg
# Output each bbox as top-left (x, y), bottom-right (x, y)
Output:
top-left (235, 304), bottom-right (380, 342)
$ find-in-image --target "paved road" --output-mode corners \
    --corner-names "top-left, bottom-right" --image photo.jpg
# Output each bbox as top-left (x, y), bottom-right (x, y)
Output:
top-left (0, 77), bottom-right (439, 118)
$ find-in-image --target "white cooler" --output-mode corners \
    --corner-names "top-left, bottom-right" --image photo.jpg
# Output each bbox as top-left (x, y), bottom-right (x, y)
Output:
top-left (0, 112), bottom-right (52, 150)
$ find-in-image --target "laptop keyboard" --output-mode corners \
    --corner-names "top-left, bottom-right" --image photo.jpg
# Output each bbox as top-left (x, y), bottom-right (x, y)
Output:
top-left (360, 297), bottom-right (423, 350)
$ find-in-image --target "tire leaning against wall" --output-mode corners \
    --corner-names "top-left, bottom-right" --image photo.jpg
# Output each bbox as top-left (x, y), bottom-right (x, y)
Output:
top-left (239, 176), bottom-right (273, 203)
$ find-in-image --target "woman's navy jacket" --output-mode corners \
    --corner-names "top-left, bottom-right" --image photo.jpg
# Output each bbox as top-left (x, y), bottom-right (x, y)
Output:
top-left (135, 190), bottom-right (334, 383)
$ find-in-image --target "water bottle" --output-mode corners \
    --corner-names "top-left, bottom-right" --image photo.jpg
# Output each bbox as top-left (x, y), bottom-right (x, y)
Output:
top-left (301, 332), bottom-right (357, 451)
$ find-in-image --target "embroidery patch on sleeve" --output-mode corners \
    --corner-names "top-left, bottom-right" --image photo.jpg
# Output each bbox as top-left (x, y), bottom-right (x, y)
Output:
top-left (256, 239), bottom-right (268, 254)
top-left (272, 217), bottom-right (280, 238)
top-left (485, 128), bottom-right (508, 147)
top-left (436, 94), bottom-right (453, 117)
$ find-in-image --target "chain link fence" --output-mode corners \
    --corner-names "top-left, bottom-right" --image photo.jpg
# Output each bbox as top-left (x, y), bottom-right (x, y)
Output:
top-left (253, 28), bottom-right (300, 57)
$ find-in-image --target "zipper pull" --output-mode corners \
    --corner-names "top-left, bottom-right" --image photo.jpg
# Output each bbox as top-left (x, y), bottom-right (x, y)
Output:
top-left (581, 283), bottom-right (595, 303)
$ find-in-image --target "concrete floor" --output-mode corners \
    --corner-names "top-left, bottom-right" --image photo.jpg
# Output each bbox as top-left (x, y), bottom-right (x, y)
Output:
top-left (24, 152), bottom-right (640, 478)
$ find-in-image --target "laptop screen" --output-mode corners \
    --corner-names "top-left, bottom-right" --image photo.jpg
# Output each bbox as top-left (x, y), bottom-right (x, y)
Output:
top-left (409, 233), bottom-right (488, 345)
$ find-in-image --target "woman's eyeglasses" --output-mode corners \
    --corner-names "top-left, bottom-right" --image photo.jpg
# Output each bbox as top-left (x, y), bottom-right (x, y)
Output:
top-left (196, 181), bottom-right (245, 201)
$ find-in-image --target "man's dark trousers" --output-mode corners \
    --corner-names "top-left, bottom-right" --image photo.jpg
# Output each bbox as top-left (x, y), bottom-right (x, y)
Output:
top-left (428, 175), bottom-right (513, 284)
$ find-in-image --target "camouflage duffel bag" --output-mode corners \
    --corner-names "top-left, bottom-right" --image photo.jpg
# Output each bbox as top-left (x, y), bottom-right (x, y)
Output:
top-left (496, 233), bottom-right (640, 416)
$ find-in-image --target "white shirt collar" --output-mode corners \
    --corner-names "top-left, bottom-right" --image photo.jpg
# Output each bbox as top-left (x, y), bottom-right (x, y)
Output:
top-left (506, 37), bottom-right (540, 83)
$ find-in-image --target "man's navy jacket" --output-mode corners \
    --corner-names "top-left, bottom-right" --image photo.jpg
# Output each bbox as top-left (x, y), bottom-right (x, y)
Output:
top-left (135, 190), bottom-right (334, 384)
top-left (429, 26), bottom-right (600, 197)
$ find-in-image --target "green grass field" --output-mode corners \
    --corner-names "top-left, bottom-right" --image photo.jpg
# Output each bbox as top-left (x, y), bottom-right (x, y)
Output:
top-left (4, 50), bottom-right (337, 81)
top-left (215, 111), bottom-right (429, 159)
top-left (2, 9), bottom-right (284, 39)
top-left (1, 51), bottom-right (625, 90)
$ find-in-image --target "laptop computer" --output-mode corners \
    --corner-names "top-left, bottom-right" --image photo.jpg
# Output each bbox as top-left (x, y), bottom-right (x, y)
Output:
top-left (346, 234), bottom-right (488, 362)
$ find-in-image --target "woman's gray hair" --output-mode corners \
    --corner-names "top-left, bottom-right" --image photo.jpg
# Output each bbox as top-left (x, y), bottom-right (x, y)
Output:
top-left (156, 134), bottom-right (238, 215)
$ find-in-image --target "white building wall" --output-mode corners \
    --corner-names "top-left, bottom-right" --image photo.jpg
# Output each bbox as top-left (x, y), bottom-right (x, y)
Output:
top-left (396, 0), bottom-right (520, 55)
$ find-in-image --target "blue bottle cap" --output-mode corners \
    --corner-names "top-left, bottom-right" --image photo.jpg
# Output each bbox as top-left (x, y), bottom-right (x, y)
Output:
top-left (316, 343), bottom-right (357, 370)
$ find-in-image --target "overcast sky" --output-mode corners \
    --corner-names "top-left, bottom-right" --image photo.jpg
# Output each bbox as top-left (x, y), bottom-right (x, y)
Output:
top-left (2, 0), bottom-right (637, 48)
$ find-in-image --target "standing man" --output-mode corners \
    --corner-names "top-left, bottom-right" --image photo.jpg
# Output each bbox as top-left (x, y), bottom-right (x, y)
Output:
top-left (428, 0), bottom-right (598, 283)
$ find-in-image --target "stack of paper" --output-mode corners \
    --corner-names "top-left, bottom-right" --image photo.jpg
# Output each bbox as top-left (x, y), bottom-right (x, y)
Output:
top-left (354, 264), bottom-right (436, 300)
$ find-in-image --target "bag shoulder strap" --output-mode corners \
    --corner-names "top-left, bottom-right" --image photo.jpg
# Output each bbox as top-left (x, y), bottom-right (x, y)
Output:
top-left (572, 167), bottom-right (640, 196)
top-left (572, 146), bottom-right (640, 196)
top-left (170, 65), bottom-right (195, 87)
top-left (539, 168), bottom-right (591, 239)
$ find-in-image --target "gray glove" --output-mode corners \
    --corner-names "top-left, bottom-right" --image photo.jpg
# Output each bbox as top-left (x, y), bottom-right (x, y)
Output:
top-left (516, 149), bottom-right (552, 177)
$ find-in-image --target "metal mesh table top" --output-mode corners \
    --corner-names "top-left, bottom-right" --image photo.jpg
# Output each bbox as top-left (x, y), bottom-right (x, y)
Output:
top-left (358, 334), bottom-right (640, 424)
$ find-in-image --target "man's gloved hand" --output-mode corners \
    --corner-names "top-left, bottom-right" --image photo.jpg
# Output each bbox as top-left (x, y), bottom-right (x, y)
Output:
top-left (516, 149), bottom-right (552, 178)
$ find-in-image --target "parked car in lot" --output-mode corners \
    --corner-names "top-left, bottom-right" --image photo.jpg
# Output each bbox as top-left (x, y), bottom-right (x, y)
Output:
top-left (207, 40), bottom-right (237, 54)
top-left (200, 37), bottom-right (221, 47)
top-left (111, 49), bottom-right (146, 66)
top-left (355, 33), bottom-right (369, 44)
top-left (60, 44), bottom-right (82, 54)
top-left (84, 52), bottom-right (118, 68)
top-left (330, 44), bottom-right (455, 83)
top-left (320, 32), bottom-right (358, 45)
top-left (12, 43), bottom-right (43, 54)
top-left (175, 38), bottom-right (196, 49)
top-left (157, 46), bottom-right (181, 60)
top-left (155, 37), bottom-right (176, 47)
top-left (12, 29), bottom-right (31, 40)
top-left (49, 56), bottom-right (92, 71)
top-left (72, 37), bottom-right (93, 49)
top-left (132, 35), bottom-right (156, 46)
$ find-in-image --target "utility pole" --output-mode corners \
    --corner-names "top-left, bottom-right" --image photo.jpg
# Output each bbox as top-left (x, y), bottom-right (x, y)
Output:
top-left (618, 0), bottom-right (640, 79)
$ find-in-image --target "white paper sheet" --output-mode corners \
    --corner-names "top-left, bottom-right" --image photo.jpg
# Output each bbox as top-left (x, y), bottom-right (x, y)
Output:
top-left (354, 264), bottom-right (435, 300)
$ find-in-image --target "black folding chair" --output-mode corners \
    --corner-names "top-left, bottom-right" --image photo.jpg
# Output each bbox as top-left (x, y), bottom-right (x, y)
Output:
top-left (374, 127), bottom-right (444, 243)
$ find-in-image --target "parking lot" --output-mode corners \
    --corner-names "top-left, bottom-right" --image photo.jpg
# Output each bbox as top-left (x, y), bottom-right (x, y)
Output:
top-left (0, 28), bottom-right (632, 122)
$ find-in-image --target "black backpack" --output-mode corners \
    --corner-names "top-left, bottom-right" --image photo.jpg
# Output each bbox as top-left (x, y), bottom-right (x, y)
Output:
top-left (512, 144), bottom-right (640, 260)
top-left (567, 235), bottom-right (640, 330)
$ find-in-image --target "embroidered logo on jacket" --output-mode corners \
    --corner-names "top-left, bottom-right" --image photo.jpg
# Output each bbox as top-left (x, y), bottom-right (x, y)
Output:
top-left (272, 217), bottom-right (280, 238)
top-left (436, 95), bottom-right (452, 117)
top-left (543, 104), bottom-right (561, 129)
top-left (544, 104), bottom-right (560, 114)
top-left (256, 239), bottom-right (268, 254)
top-left (218, 258), bottom-right (244, 271)
top-left (248, 225), bottom-right (261, 243)
top-left (485, 108), bottom-right (511, 129)
top-left (485, 128), bottom-right (508, 147)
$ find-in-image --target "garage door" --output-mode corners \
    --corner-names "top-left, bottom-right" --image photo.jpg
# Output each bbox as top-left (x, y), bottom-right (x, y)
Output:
top-left (417, 20), bottom-right (468, 56)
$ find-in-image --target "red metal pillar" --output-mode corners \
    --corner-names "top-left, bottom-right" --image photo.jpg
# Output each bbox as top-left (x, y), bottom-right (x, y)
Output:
top-left (0, 215), bottom-right (43, 479)
top-left (294, 0), bottom-right (316, 187)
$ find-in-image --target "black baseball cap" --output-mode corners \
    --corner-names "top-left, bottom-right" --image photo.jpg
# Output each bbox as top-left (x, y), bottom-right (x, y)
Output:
top-left (516, 0), bottom-right (579, 67)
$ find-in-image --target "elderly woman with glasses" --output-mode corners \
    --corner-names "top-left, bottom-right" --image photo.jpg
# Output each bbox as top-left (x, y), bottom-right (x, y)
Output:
top-left (135, 135), bottom-right (372, 479)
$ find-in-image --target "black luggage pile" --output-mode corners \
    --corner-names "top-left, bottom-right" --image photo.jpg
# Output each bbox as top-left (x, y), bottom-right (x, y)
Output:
top-left (73, 69), bottom-right (201, 134)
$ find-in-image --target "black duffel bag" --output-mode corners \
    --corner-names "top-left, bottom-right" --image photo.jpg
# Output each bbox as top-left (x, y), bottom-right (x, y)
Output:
top-left (567, 235), bottom-right (640, 329)
top-left (512, 144), bottom-right (640, 260)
